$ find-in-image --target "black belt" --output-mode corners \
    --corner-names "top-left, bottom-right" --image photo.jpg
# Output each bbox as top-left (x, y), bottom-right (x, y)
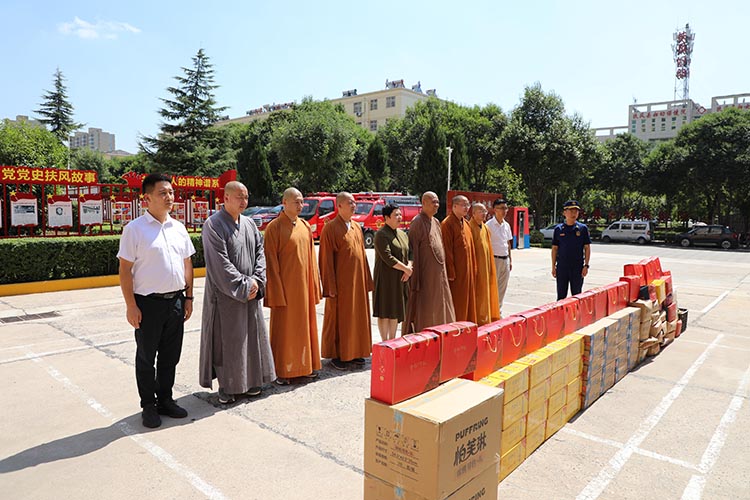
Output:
top-left (494, 255), bottom-right (509, 259)
top-left (146, 290), bottom-right (184, 300)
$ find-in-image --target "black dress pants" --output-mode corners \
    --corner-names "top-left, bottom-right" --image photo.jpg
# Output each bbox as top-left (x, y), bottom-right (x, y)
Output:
top-left (134, 294), bottom-right (185, 408)
top-left (556, 263), bottom-right (584, 300)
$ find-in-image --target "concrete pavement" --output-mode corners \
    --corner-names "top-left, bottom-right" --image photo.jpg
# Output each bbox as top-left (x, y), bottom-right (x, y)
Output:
top-left (1, 243), bottom-right (748, 499)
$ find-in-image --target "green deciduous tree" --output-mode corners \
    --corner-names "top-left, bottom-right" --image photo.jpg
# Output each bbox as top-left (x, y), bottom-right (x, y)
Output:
top-left (0, 120), bottom-right (69, 168)
top-left (141, 49), bottom-right (229, 176)
top-left (35, 68), bottom-right (83, 143)
top-left (366, 136), bottom-right (389, 191)
top-left (236, 121), bottom-right (276, 205)
top-left (593, 133), bottom-right (649, 217)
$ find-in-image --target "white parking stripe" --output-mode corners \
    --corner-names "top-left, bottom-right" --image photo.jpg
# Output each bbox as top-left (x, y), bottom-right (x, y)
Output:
top-left (0, 339), bottom-right (133, 365)
top-left (681, 362), bottom-right (750, 499)
top-left (700, 291), bottom-right (729, 314)
top-left (24, 348), bottom-right (226, 500)
top-left (576, 334), bottom-right (724, 500)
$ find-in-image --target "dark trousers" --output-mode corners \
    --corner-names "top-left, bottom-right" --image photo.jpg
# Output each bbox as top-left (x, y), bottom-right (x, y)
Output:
top-left (556, 264), bottom-right (584, 300)
top-left (134, 294), bottom-right (185, 408)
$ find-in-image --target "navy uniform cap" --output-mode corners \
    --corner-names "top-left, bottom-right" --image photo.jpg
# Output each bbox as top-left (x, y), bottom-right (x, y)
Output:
top-left (563, 200), bottom-right (581, 210)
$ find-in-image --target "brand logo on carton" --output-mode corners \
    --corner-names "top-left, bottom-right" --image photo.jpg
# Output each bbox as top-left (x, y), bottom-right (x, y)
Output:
top-left (468, 488), bottom-right (486, 500)
top-left (455, 416), bottom-right (489, 441)
top-left (409, 360), bottom-right (428, 372)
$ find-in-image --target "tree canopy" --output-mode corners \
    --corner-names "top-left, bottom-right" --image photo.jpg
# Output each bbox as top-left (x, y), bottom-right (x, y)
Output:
top-left (34, 68), bottom-right (83, 143)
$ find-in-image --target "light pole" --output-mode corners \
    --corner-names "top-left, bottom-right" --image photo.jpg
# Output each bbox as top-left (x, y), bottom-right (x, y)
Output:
top-left (446, 146), bottom-right (453, 194)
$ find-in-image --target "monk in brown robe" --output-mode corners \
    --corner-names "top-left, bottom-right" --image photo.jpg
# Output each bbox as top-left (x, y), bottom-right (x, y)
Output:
top-left (403, 191), bottom-right (455, 333)
top-left (441, 195), bottom-right (478, 323)
top-left (469, 203), bottom-right (500, 326)
top-left (319, 192), bottom-right (374, 370)
top-left (264, 187), bottom-right (322, 384)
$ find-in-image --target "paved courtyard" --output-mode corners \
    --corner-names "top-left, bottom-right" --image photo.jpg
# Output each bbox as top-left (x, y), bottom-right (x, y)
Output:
top-left (1, 243), bottom-right (748, 499)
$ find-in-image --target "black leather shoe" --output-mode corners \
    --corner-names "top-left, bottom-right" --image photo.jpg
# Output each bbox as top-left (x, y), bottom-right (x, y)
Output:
top-left (157, 399), bottom-right (188, 418)
top-left (142, 405), bottom-right (162, 428)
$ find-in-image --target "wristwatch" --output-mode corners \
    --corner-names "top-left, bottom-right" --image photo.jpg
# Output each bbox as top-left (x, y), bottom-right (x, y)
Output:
top-left (185, 296), bottom-right (194, 300)
top-left (583, 264), bottom-right (590, 269)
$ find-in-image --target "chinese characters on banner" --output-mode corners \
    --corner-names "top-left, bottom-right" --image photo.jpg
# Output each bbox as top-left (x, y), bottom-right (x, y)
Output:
top-left (172, 176), bottom-right (220, 189)
top-left (0, 166), bottom-right (98, 185)
top-left (79, 197), bottom-right (103, 226)
top-left (631, 109), bottom-right (688, 120)
top-left (47, 197), bottom-right (73, 228)
top-left (10, 193), bottom-right (38, 226)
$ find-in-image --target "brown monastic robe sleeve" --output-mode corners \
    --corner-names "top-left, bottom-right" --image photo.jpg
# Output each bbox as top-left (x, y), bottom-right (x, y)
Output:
top-left (263, 219), bottom-right (287, 308)
top-left (442, 217), bottom-right (456, 281)
top-left (319, 218), bottom-right (339, 298)
top-left (408, 217), bottom-right (422, 293)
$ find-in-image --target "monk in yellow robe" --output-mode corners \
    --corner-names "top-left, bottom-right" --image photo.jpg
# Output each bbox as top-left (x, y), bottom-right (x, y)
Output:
top-left (441, 195), bottom-right (478, 324)
top-left (319, 192), bottom-right (374, 370)
top-left (469, 203), bottom-right (500, 325)
top-left (264, 187), bottom-right (322, 384)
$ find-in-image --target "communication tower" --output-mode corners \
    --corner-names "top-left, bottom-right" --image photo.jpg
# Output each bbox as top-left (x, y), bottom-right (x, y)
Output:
top-left (672, 24), bottom-right (695, 101)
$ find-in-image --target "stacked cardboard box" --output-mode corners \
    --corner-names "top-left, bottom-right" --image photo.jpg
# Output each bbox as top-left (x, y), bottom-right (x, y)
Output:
top-left (364, 379), bottom-right (503, 500)
top-left (607, 307), bottom-right (641, 373)
top-left (575, 319), bottom-right (614, 409)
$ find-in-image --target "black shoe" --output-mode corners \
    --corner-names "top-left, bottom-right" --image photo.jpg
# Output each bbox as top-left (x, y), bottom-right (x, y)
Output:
top-left (157, 399), bottom-right (188, 418)
top-left (142, 405), bottom-right (162, 428)
top-left (351, 357), bottom-right (366, 366)
top-left (244, 387), bottom-right (261, 397)
top-left (218, 388), bottom-right (236, 404)
top-left (331, 358), bottom-right (348, 371)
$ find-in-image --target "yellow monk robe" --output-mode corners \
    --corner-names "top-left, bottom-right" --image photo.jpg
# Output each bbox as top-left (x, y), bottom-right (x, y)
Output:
top-left (469, 218), bottom-right (501, 326)
top-left (319, 215), bottom-right (374, 361)
top-left (264, 211), bottom-right (322, 378)
top-left (441, 213), bottom-right (478, 324)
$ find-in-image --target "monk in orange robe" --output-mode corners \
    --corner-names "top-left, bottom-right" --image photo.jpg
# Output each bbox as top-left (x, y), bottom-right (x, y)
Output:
top-left (264, 187), bottom-right (322, 384)
top-left (319, 192), bottom-right (374, 370)
top-left (441, 195), bottom-right (478, 323)
top-left (469, 203), bottom-right (500, 325)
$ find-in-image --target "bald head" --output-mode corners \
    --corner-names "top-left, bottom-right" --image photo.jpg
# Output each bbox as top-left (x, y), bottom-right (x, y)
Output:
top-left (224, 180), bottom-right (246, 195)
top-left (283, 187), bottom-right (302, 201)
top-left (422, 191), bottom-right (438, 205)
top-left (451, 195), bottom-right (470, 219)
top-left (336, 192), bottom-right (354, 205)
top-left (421, 191), bottom-right (440, 217)
top-left (337, 191), bottom-right (356, 222)
top-left (452, 195), bottom-right (469, 207)
top-left (282, 187), bottom-right (304, 220)
top-left (222, 181), bottom-right (248, 220)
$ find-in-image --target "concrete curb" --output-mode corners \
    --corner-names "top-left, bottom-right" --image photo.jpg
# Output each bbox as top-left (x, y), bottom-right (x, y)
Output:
top-left (0, 267), bottom-right (207, 297)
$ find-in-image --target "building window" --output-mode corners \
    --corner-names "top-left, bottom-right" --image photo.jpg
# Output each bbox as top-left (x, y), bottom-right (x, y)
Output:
top-left (369, 120), bottom-right (378, 131)
top-left (386, 96), bottom-right (396, 108)
top-left (370, 99), bottom-right (378, 111)
top-left (356, 122), bottom-right (362, 127)
top-left (353, 102), bottom-right (362, 115)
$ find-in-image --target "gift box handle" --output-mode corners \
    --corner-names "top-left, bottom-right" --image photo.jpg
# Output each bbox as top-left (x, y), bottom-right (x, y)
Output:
top-left (534, 315), bottom-right (546, 337)
top-left (510, 326), bottom-right (523, 347)
top-left (484, 332), bottom-right (498, 353)
top-left (585, 298), bottom-right (594, 314)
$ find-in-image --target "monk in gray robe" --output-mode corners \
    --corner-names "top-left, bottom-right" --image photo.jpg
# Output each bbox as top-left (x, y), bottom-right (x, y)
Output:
top-left (200, 181), bottom-right (276, 404)
top-left (403, 191), bottom-right (456, 334)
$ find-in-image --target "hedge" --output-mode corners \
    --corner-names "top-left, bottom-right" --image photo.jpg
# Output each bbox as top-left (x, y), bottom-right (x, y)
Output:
top-left (0, 234), bottom-right (205, 285)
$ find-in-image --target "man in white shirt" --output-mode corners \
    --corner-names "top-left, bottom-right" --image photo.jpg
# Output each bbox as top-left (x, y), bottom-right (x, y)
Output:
top-left (485, 197), bottom-right (513, 316)
top-left (117, 173), bottom-right (196, 428)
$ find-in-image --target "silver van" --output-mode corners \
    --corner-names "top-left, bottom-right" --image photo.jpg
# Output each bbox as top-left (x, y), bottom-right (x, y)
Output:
top-left (601, 220), bottom-right (653, 244)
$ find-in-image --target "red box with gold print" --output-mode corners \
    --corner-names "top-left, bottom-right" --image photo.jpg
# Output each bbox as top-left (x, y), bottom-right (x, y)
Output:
top-left (560, 297), bottom-right (581, 335)
top-left (605, 281), bottom-right (629, 315)
top-left (370, 331), bottom-right (441, 405)
top-left (575, 291), bottom-right (596, 327)
top-left (462, 322), bottom-right (503, 381)
top-left (623, 264), bottom-right (646, 286)
top-left (486, 316), bottom-right (526, 367)
top-left (519, 308), bottom-right (549, 354)
top-left (424, 321), bottom-right (478, 382)
top-left (620, 275), bottom-right (641, 302)
top-left (539, 302), bottom-right (565, 342)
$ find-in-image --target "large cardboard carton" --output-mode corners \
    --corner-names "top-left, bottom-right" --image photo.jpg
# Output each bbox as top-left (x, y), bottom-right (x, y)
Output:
top-left (565, 397), bottom-right (581, 421)
top-left (628, 299), bottom-right (658, 321)
top-left (566, 358), bottom-right (583, 382)
top-left (524, 421), bottom-right (546, 458)
top-left (424, 322), bottom-right (478, 382)
top-left (528, 378), bottom-right (550, 413)
top-left (545, 406), bottom-right (566, 439)
top-left (364, 379), bottom-right (503, 500)
top-left (547, 387), bottom-right (566, 416)
top-left (526, 402), bottom-right (547, 431)
top-left (501, 416), bottom-right (526, 456)
top-left (549, 366), bottom-right (568, 394)
top-left (499, 440), bottom-right (526, 482)
top-left (477, 363), bottom-right (529, 403)
top-left (502, 392), bottom-right (529, 429)
top-left (371, 332), bottom-right (441, 405)
top-left (516, 350), bottom-right (552, 388)
top-left (538, 342), bottom-right (567, 374)
top-left (364, 462), bottom-right (500, 500)
top-left (566, 377), bottom-right (581, 406)
top-left (554, 334), bottom-right (584, 366)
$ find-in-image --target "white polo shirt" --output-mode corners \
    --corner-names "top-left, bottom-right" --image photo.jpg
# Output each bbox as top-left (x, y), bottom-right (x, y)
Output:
top-left (486, 216), bottom-right (512, 257)
top-left (117, 211), bottom-right (196, 296)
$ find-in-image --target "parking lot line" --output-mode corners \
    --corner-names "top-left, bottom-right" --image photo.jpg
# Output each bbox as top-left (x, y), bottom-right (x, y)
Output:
top-left (0, 338), bottom-right (133, 365)
top-left (576, 333), bottom-right (724, 500)
top-left (700, 291), bottom-right (729, 314)
top-left (23, 347), bottom-right (227, 500)
top-left (681, 361), bottom-right (750, 499)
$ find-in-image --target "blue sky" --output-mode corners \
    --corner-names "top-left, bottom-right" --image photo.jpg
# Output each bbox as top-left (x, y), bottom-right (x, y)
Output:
top-left (2, 0), bottom-right (748, 154)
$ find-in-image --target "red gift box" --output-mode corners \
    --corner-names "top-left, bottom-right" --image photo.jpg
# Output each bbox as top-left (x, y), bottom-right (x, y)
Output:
top-left (560, 297), bottom-right (581, 335)
top-left (591, 287), bottom-right (608, 321)
top-left (605, 281), bottom-right (628, 315)
top-left (487, 316), bottom-right (526, 367)
top-left (675, 319), bottom-right (683, 337)
top-left (462, 323), bottom-right (503, 381)
top-left (620, 275), bottom-right (641, 303)
top-left (519, 308), bottom-right (549, 354)
top-left (666, 302), bottom-right (678, 322)
top-left (575, 291), bottom-right (596, 328)
top-left (640, 257), bottom-right (663, 284)
top-left (539, 302), bottom-right (564, 342)
top-left (664, 275), bottom-right (673, 295)
top-left (424, 321), bottom-right (478, 382)
top-left (370, 331), bottom-right (441, 405)
top-left (623, 263), bottom-right (646, 286)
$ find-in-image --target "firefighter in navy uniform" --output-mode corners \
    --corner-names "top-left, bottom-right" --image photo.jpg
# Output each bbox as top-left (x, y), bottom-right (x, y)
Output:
top-left (551, 200), bottom-right (591, 300)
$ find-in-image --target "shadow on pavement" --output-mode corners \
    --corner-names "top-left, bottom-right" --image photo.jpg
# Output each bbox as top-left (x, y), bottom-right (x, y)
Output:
top-left (0, 394), bottom-right (219, 474)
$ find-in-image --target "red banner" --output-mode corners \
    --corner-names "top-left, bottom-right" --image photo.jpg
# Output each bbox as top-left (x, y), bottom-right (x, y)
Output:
top-left (1, 166), bottom-right (98, 185)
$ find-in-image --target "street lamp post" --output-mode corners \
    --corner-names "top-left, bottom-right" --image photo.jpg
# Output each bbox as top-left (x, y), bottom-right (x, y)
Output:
top-left (446, 146), bottom-right (453, 194)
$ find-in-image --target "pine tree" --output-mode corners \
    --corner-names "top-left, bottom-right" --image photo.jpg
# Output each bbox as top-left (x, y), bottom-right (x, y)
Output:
top-left (35, 68), bottom-right (83, 143)
top-left (141, 48), bottom-right (228, 175)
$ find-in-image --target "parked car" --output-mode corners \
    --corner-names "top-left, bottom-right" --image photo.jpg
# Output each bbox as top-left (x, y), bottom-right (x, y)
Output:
top-left (242, 206), bottom-right (267, 217)
top-left (251, 205), bottom-right (283, 231)
top-left (601, 220), bottom-right (653, 244)
top-left (539, 224), bottom-right (557, 240)
top-left (676, 225), bottom-right (739, 249)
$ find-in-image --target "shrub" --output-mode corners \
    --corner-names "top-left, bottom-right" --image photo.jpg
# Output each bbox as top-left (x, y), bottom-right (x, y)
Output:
top-left (0, 234), bottom-right (204, 284)
top-left (530, 230), bottom-right (545, 245)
